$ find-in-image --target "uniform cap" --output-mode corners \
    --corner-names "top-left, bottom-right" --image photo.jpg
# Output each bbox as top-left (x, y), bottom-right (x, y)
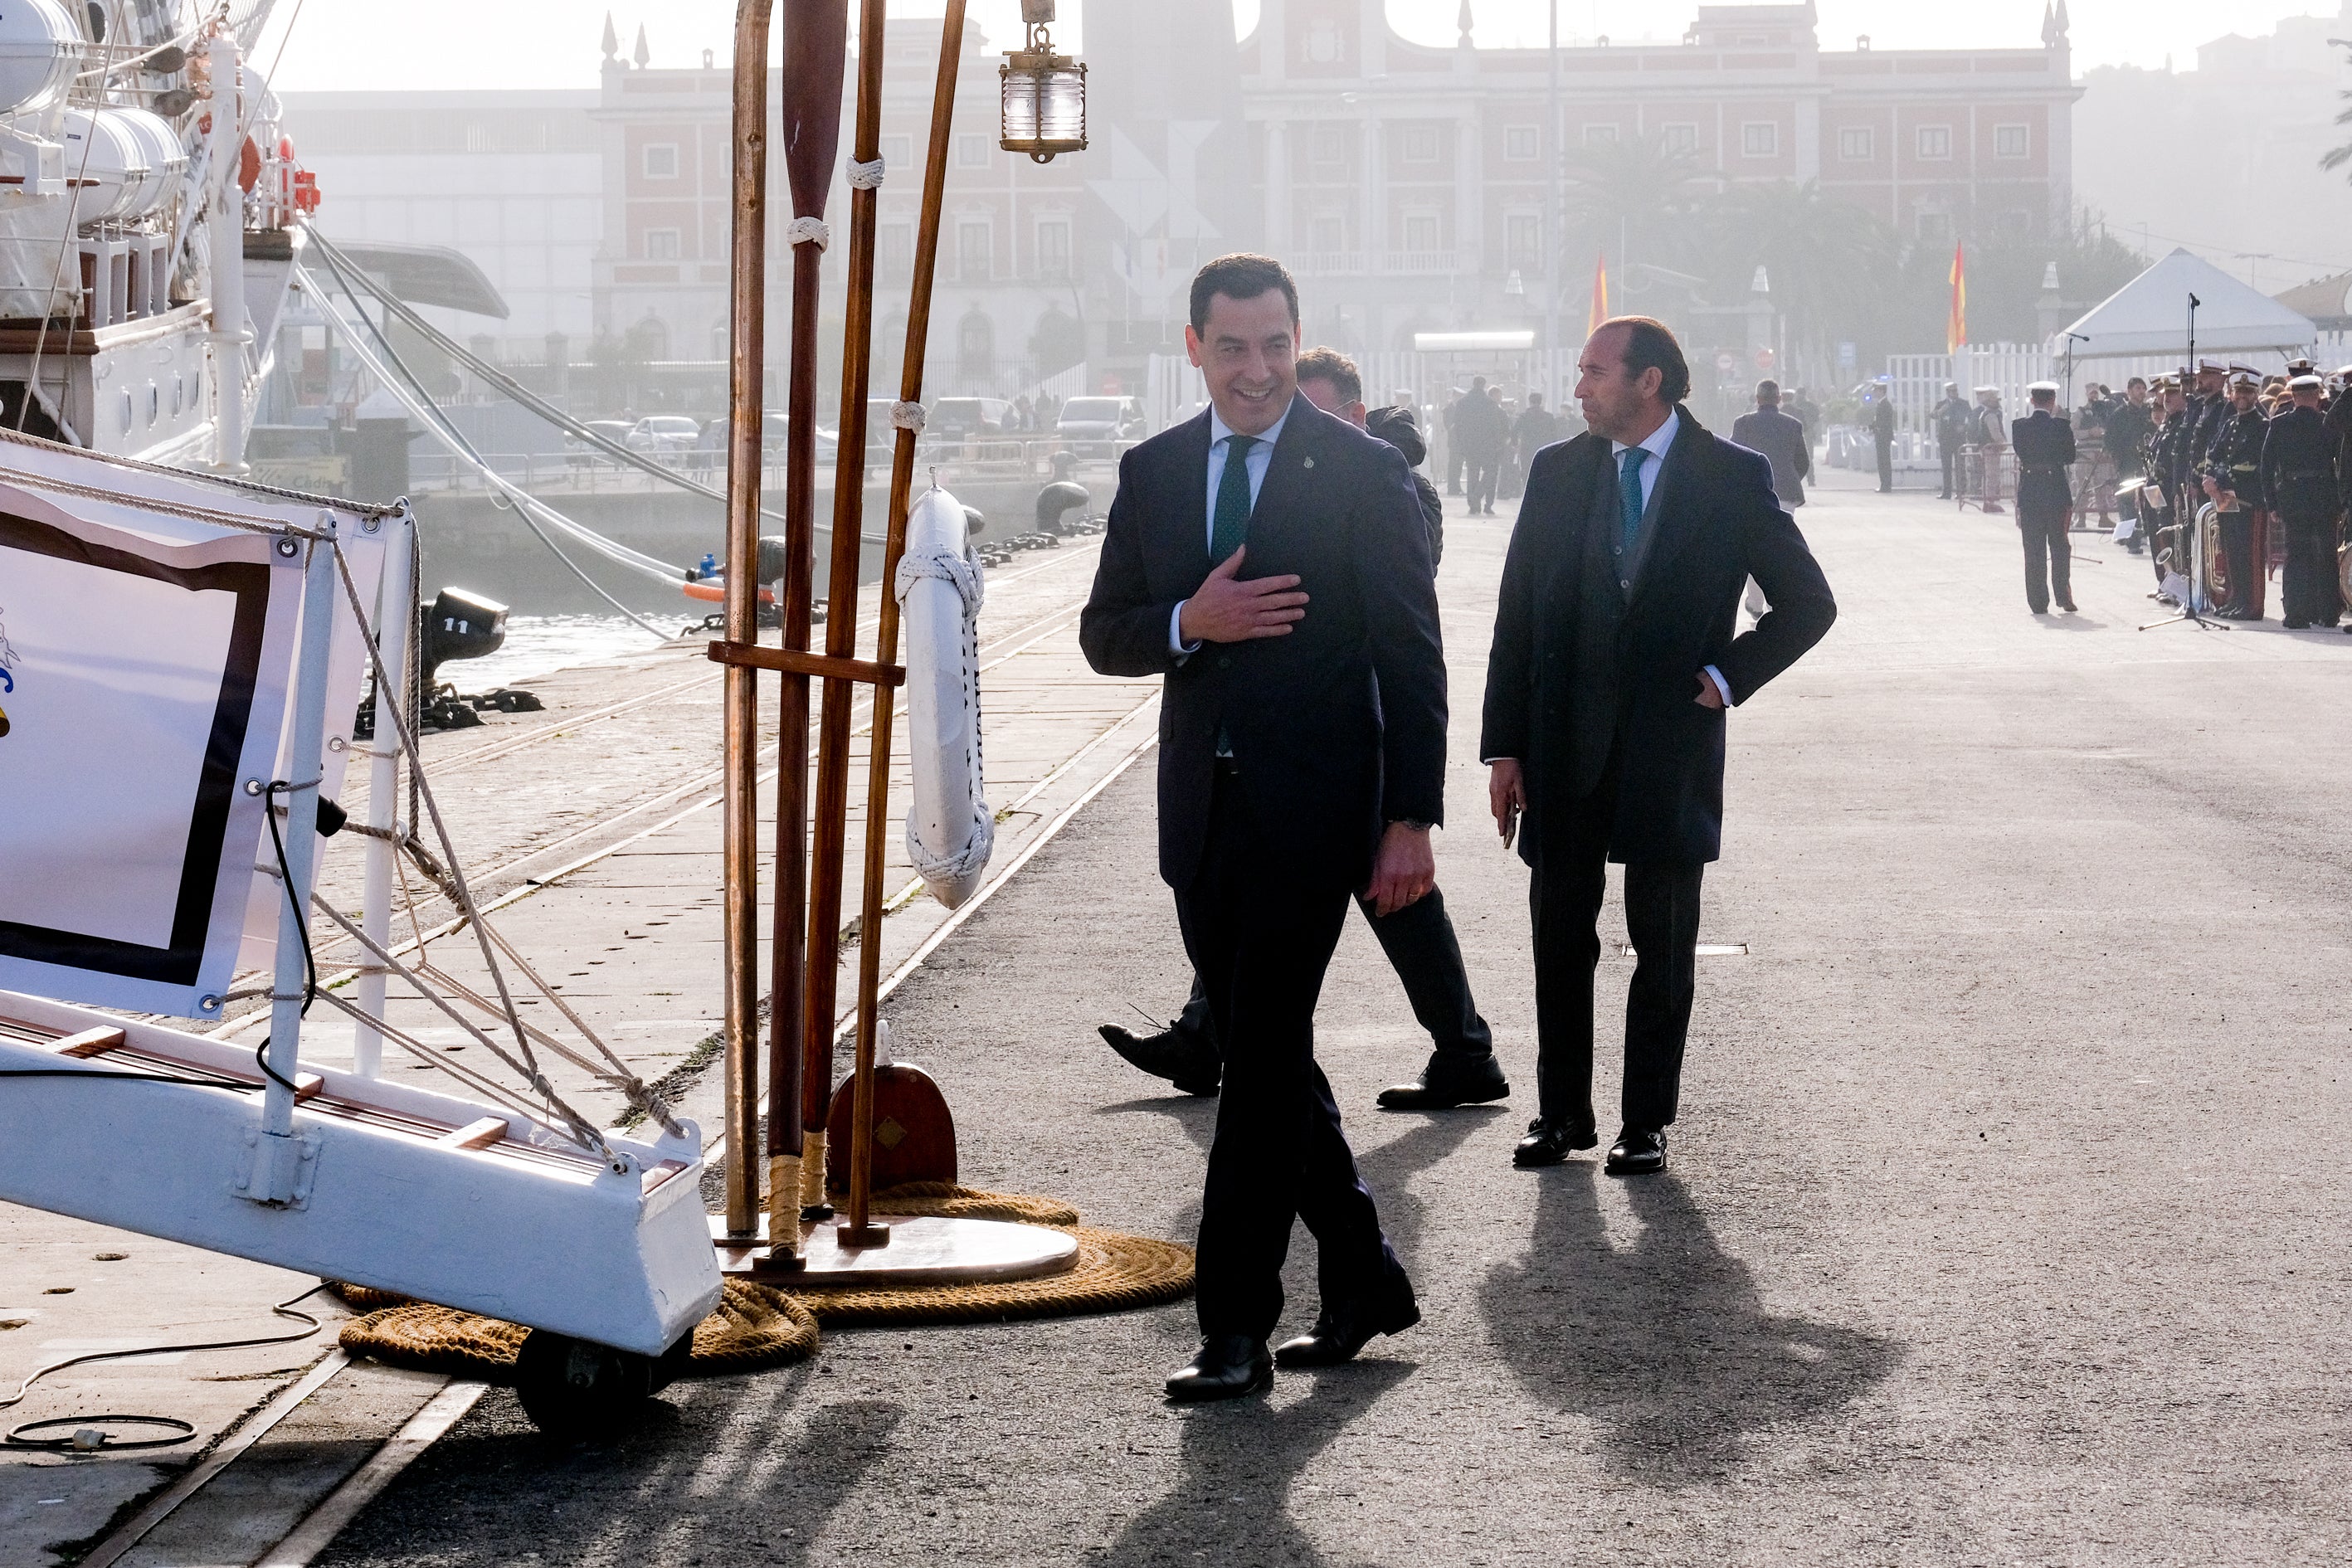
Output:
top-left (2290, 374), bottom-right (2324, 391)
top-left (2228, 372), bottom-right (2257, 390)
top-left (2198, 358), bottom-right (2225, 373)
top-left (2026, 381), bottom-right (2059, 395)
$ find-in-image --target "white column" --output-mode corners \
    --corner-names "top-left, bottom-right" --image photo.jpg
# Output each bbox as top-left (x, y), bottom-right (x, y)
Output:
top-left (1264, 120), bottom-right (1289, 254)
top-left (353, 508), bottom-right (414, 1078)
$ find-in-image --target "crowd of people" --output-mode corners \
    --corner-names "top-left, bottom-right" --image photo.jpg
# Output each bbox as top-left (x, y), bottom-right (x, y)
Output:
top-left (2082, 360), bottom-right (2344, 628)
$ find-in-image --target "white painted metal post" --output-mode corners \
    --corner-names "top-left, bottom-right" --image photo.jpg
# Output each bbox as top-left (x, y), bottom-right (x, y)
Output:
top-left (248, 523), bottom-right (338, 1202)
top-left (353, 506), bottom-right (412, 1078)
top-left (207, 37), bottom-right (250, 475)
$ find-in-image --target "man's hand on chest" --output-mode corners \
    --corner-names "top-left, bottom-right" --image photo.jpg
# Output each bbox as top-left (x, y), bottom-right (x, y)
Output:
top-left (1177, 546), bottom-right (1310, 645)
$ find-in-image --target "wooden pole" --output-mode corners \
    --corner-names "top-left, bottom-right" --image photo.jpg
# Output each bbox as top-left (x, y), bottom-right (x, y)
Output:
top-left (843, 0), bottom-right (967, 1245)
top-left (803, 0), bottom-right (889, 1242)
top-left (765, 0), bottom-right (851, 1262)
top-left (717, 0), bottom-right (777, 1239)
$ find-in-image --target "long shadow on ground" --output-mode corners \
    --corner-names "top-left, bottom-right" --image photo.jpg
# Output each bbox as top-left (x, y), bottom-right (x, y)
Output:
top-left (1481, 1164), bottom-right (1902, 1483)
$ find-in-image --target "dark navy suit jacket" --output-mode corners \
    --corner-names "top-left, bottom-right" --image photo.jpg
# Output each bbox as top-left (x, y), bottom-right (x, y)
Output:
top-left (1481, 411), bottom-right (1836, 865)
top-left (1079, 395), bottom-right (1449, 893)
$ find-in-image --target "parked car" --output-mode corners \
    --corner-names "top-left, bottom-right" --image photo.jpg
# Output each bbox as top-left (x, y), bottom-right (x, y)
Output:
top-left (928, 397), bottom-right (1014, 439)
top-left (564, 418), bottom-right (634, 467)
top-left (1056, 395), bottom-right (1145, 453)
top-left (624, 415), bottom-right (701, 456)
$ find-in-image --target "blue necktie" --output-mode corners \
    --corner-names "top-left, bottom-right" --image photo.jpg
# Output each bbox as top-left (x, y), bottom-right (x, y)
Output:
top-left (1211, 434), bottom-right (1257, 562)
top-left (1618, 446), bottom-right (1649, 555)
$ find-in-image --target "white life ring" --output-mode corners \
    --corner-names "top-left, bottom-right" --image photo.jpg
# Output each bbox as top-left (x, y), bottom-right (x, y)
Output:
top-left (896, 487), bottom-right (992, 908)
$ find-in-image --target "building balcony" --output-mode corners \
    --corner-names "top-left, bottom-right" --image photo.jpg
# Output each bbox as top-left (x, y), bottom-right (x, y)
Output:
top-left (1289, 250), bottom-right (1468, 279)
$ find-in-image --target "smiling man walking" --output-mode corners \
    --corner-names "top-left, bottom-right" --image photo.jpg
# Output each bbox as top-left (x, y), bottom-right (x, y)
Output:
top-left (1081, 255), bottom-right (1448, 1400)
top-left (1483, 317), bottom-right (1835, 1177)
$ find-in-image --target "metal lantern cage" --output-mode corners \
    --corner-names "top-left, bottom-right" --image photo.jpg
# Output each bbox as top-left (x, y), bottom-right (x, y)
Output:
top-left (998, 0), bottom-right (1084, 163)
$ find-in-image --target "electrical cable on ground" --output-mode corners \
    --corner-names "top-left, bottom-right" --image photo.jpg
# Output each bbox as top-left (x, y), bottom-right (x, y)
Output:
top-left (1, 1283), bottom-right (331, 1452)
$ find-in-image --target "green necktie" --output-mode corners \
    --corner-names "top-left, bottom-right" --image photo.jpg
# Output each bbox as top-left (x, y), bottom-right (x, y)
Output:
top-left (1211, 433), bottom-right (1257, 562)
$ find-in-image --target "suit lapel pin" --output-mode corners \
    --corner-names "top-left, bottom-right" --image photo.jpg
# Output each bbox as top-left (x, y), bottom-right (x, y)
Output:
top-left (1303, 455), bottom-right (1315, 470)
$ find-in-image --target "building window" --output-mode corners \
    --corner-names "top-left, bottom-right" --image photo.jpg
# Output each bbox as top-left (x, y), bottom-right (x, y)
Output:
top-left (1505, 212), bottom-right (1541, 272)
top-left (880, 222), bottom-right (912, 274)
top-left (644, 227), bottom-right (680, 261)
top-left (882, 134), bottom-right (914, 170)
top-left (1582, 124), bottom-right (1619, 148)
top-left (957, 310), bottom-right (993, 378)
top-left (1504, 124), bottom-right (1539, 161)
top-left (1035, 217), bottom-right (1072, 280)
top-left (957, 220), bottom-right (991, 279)
top-left (642, 143), bottom-right (679, 179)
top-left (1994, 124), bottom-right (2029, 158)
top-left (1660, 123), bottom-right (1698, 155)
top-left (1401, 208), bottom-right (1440, 253)
top-left (1916, 124), bottom-right (1952, 159)
top-left (1401, 125), bottom-right (1439, 163)
top-left (1310, 124), bottom-right (1351, 172)
top-left (955, 133), bottom-right (988, 169)
top-left (1741, 122), bottom-right (1778, 158)
top-left (1838, 126), bottom-right (1873, 160)
top-left (1917, 210), bottom-right (1952, 244)
top-left (1999, 208), bottom-right (2034, 238)
top-left (1309, 213), bottom-right (1345, 253)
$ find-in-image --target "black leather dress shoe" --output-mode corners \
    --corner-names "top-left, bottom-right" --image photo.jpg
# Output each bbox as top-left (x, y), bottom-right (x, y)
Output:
top-left (1376, 1051), bottom-right (1510, 1110)
top-left (1273, 1289), bottom-right (1420, 1367)
top-left (1165, 1336), bottom-right (1272, 1401)
top-left (1605, 1127), bottom-right (1668, 1176)
top-left (1512, 1116), bottom-right (1598, 1167)
top-left (1098, 1023), bottom-right (1220, 1097)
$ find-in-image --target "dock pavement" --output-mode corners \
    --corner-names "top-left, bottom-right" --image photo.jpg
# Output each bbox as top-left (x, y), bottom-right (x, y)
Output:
top-left (12, 469), bottom-right (2352, 1564)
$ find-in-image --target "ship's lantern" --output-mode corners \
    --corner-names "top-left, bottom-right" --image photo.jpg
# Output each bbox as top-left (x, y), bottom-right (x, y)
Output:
top-left (998, 0), bottom-right (1084, 164)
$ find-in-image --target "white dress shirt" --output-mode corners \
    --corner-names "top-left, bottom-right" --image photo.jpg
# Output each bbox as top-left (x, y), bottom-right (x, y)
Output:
top-left (1610, 408), bottom-right (1733, 708)
top-left (1170, 402), bottom-right (1292, 656)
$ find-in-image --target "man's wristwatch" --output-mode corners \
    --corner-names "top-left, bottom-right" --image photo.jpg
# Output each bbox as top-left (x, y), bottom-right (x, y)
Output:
top-left (1390, 819), bottom-right (1435, 832)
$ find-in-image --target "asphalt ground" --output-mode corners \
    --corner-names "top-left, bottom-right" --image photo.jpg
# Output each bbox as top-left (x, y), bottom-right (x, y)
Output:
top-left (310, 470), bottom-right (2352, 1566)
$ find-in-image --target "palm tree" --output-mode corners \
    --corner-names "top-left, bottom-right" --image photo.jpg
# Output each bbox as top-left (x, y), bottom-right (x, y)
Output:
top-left (1559, 133), bottom-right (1709, 291)
top-left (2322, 42), bottom-right (2352, 180)
top-left (1693, 180), bottom-right (1902, 377)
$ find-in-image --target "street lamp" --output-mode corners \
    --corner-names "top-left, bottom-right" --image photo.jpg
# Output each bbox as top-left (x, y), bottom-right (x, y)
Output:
top-left (999, 0), bottom-right (1086, 164)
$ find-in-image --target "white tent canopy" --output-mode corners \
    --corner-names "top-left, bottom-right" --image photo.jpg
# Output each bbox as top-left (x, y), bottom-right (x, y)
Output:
top-left (2057, 249), bottom-right (2316, 362)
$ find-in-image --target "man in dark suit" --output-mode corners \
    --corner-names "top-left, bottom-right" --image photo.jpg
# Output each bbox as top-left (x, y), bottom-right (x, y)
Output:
top-left (1483, 317), bottom-right (1836, 1176)
top-left (1096, 346), bottom-right (1506, 1113)
top-left (1081, 256), bottom-right (1448, 1400)
top-left (2012, 382), bottom-right (2079, 614)
top-left (1730, 377), bottom-right (1809, 509)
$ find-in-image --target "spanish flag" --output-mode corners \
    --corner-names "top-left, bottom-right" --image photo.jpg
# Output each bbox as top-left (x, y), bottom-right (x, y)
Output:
top-left (1587, 252), bottom-right (1609, 338)
top-left (1946, 242), bottom-right (1967, 358)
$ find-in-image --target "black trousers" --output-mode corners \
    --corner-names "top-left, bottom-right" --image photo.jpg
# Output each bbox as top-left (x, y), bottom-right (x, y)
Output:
top-left (1527, 782), bottom-right (1705, 1136)
top-left (2019, 504), bottom-right (2071, 611)
top-left (1875, 436), bottom-right (1893, 490)
top-left (2279, 511), bottom-right (2343, 625)
top-left (1938, 444), bottom-right (1958, 498)
top-left (2219, 510), bottom-right (2259, 617)
top-left (1175, 770), bottom-right (1404, 1339)
top-left (1466, 452), bottom-right (1501, 513)
top-left (1171, 885), bottom-right (1493, 1061)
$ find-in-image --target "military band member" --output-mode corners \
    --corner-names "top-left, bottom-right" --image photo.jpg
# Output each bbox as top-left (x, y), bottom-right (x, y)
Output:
top-left (2262, 374), bottom-right (2343, 630)
top-left (2203, 371), bottom-right (2269, 621)
top-left (2105, 377), bottom-right (2154, 553)
top-left (2152, 377), bottom-right (2194, 600)
top-left (2013, 382), bottom-right (2078, 614)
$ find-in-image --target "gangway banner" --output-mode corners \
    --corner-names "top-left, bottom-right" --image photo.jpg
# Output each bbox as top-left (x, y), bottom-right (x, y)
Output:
top-left (0, 487), bottom-right (301, 1017)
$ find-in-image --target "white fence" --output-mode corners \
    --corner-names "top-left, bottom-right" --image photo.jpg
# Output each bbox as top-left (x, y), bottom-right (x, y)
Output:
top-left (1885, 345), bottom-right (2054, 436)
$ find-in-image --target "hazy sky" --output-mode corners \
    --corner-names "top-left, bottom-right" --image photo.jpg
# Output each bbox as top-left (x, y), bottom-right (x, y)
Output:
top-left (259, 0), bottom-right (2336, 94)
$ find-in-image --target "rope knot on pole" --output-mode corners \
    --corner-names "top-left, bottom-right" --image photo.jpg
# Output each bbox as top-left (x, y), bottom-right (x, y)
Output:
top-left (846, 155), bottom-right (886, 189)
top-left (889, 400), bottom-right (926, 431)
top-left (785, 217), bottom-right (831, 251)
